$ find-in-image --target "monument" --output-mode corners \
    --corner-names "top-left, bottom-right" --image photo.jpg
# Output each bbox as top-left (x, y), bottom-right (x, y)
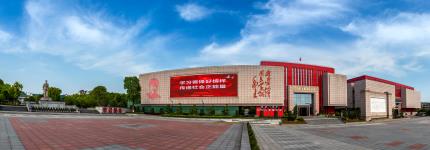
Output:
top-left (26, 80), bottom-right (78, 112)
top-left (40, 80), bottom-right (52, 101)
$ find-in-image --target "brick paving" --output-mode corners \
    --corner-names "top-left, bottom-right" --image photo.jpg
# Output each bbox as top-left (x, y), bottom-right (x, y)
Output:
top-left (7, 115), bottom-right (231, 150)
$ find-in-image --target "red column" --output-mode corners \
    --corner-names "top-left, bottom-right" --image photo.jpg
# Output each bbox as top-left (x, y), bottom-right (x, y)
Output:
top-left (263, 106), bottom-right (268, 117)
top-left (271, 107), bottom-right (275, 117)
top-left (278, 106), bottom-right (283, 117)
top-left (256, 107), bottom-right (261, 117)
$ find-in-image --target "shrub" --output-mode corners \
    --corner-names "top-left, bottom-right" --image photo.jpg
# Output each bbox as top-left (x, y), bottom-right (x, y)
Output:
top-left (295, 117), bottom-right (305, 122)
top-left (247, 122), bottom-right (260, 150)
top-left (286, 110), bottom-right (296, 121)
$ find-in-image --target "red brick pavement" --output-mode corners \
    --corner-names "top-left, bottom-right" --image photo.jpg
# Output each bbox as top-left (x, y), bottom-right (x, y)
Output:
top-left (9, 117), bottom-right (230, 150)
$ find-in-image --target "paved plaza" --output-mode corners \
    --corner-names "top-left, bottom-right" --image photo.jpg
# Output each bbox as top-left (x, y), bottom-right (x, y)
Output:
top-left (0, 113), bottom-right (245, 150)
top-left (253, 117), bottom-right (430, 150)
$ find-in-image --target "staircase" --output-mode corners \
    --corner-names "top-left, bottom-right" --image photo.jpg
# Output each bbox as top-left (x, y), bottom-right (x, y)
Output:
top-left (303, 116), bottom-right (344, 125)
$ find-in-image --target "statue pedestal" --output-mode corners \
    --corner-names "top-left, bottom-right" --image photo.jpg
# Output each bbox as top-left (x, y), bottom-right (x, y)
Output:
top-left (40, 97), bottom-right (52, 101)
top-left (38, 100), bottom-right (65, 108)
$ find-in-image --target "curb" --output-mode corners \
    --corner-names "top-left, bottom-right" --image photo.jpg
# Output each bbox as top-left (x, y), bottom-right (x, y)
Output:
top-left (240, 122), bottom-right (251, 150)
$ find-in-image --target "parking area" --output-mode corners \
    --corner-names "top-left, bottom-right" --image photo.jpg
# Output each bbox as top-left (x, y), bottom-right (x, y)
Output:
top-left (253, 117), bottom-right (430, 150)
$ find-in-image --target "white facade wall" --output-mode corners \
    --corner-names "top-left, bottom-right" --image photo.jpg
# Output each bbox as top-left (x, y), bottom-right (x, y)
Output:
top-left (401, 88), bottom-right (421, 108)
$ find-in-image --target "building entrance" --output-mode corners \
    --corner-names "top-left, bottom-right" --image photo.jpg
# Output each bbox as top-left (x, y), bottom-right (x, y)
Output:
top-left (297, 105), bottom-right (311, 116)
top-left (294, 93), bottom-right (314, 116)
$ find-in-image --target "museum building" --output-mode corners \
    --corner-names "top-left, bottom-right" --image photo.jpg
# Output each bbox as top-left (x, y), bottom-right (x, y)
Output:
top-left (347, 75), bottom-right (421, 121)
top-left (139, 61), bottom-right (421, 120)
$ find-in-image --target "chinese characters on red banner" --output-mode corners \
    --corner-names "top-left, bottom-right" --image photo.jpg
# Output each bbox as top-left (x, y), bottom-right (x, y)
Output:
top-left (252, 70), bottom-right (271, 98)
top-left (170, 74), bottom-right (238, 97)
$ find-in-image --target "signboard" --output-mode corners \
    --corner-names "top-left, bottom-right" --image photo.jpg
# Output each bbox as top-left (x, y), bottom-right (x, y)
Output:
top-left (370, 97), bottom-right (386, 113)
top-left (170, 74), bottom-right (238, 97)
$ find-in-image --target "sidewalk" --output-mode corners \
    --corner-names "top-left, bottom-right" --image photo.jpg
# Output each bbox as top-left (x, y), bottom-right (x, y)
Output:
top-left (251, 125), bottom-right (369, 150)
top-left (0, 116), bottom-right (24, 150)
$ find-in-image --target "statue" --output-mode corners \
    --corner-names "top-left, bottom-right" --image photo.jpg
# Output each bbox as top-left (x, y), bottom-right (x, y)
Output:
top-left (40, 80), bottom-right (52, 101)
top-left (43, 80), bottom-right (49, 98)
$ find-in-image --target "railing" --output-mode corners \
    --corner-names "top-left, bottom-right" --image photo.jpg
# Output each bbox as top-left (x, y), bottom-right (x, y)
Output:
top-left (26, 102), bottom-right (79, 112)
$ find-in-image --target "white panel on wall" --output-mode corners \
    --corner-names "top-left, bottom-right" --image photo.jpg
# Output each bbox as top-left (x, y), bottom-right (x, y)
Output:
top-left (370, 97), bottom-right (387, 113)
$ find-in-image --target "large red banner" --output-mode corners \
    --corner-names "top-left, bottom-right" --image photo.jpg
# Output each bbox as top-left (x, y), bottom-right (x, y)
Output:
top-left (170, 74), bottom-right (238, 97)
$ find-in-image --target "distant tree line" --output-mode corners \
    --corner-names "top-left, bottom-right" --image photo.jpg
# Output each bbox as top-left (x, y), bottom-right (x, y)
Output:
top-left (64, 86), bottom-right (128, 108)
top-left (64, 76), bottom-right (140, 108)
top-left (0, 79), bottom-right (23, 105)
top-left (0, 76), bottom-right (140, 109)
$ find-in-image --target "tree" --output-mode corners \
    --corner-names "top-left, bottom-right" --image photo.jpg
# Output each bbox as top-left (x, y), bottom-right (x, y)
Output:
top-left (8, 82), bottom-right (23, 104)
top-left (48, 87), bottom-right (62, 101)
top-left (0, 83), bottom-right (11, 101)
top-left (123, 76), bottom-right (141, 109)
top-left (26, 95), bottom-right (41, 102)
top-left (90, 86), bottom-right (108, 106)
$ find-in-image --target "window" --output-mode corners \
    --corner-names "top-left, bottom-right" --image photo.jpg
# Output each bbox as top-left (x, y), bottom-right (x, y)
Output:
top-left (294, 93), bottom-right (313, 105)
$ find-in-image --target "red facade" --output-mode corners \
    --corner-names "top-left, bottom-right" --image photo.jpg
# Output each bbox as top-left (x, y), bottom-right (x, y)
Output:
top-left (260, 61), bottom-right (335, 113)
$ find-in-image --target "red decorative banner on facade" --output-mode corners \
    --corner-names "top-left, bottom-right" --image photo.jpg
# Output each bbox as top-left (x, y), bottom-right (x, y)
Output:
top-left (252, 70), bottom-right (271, 98)
top-left (170, 74), bottom-right (238, 97)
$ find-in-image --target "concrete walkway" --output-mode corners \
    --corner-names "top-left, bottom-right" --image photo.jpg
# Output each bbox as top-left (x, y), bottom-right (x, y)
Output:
top-left (208, 123), bottom-right (251, 150)
top-left (0, 116), bottom-right (24, 150)
top-left (251, 125), bottom-right (369, 150)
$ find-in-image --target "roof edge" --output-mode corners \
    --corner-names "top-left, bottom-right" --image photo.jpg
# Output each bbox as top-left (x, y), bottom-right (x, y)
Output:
top-left (347, 75), bottom-right (414, 90)
top-left (260, 60), bottom-right (335, 72)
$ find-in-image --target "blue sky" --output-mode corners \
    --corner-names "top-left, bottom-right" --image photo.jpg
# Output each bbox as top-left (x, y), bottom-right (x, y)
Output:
top-left (0, 0), bottom-right (429, 101)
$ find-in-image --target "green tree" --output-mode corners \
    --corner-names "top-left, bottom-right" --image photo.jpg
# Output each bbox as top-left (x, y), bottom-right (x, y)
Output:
top-left (8, 82), bottom-right (23, 105)
top-left (90, 86), bottom-right (108, 106)
top-left (123, 76), bottom-right (140, 109)
top-left (25, 94), bottom-right (41, 102)
top-left (48, 87), bottom-right (62, 101)
top-left (0, 84), bottom-right (11, 102)
top-left (65, 93), bottom-right (96, 108)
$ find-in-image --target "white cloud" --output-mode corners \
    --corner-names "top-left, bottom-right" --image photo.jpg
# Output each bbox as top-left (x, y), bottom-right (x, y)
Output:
top-left (0, 29), bottom-right (12, 42)
top-left (194, 0), bottom-right (429, 77)
top-left (342, 13), bottom-right (430, 58)
top-left (0, 0), bottom-right (176, 76)
top-left (176, 3), bottom-right (212, 21)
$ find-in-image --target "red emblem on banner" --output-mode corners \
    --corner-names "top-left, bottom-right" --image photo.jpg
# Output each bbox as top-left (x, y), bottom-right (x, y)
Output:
top-left (147, 78), bottom-right (160, 100)
top-left (252, 70), bottom-right (271, 98)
